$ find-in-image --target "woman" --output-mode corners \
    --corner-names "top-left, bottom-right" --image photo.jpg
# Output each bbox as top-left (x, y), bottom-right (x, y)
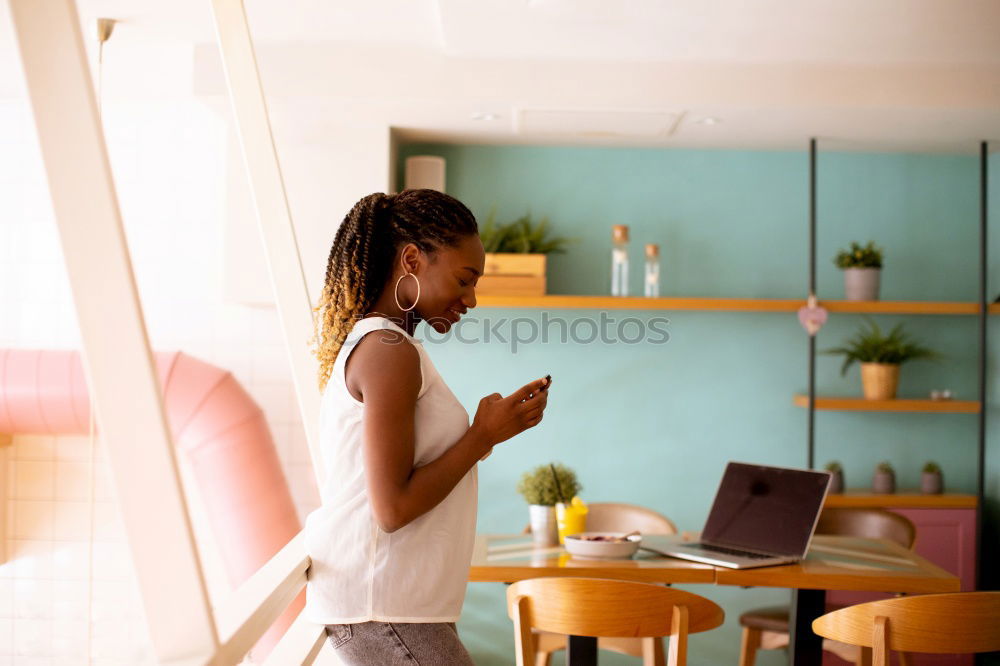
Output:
top-left (304, 189), bottom-right (550, 664)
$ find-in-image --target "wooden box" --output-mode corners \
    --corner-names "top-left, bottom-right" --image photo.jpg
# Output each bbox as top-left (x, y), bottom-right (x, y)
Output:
top-left (476, 253), bottom-right (546, 296)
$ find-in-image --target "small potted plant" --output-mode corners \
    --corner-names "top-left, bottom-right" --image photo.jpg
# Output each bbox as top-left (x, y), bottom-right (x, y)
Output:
top-left (824, 461), bottom-right (844, 494)
top-left (478, 211), bottom-right (572, 297)
top-left (516, 463), bottom-right (581, 547)
top-left (824, 317), bottom-right (938, 400)
top-left (872, 461), bottom-right (896, 494)
top-left (921, 461), bottom-right (944, 495)
top-left (834, 241), bottom-right (883, 301)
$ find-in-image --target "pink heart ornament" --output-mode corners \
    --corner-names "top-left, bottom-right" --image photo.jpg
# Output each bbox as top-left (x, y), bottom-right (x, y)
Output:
top-left (798, 301), bottom-right (828, 336)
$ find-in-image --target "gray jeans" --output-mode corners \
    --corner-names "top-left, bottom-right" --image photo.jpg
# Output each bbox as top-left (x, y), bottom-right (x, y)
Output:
top-left (325, 621), bottom-right (475, 665)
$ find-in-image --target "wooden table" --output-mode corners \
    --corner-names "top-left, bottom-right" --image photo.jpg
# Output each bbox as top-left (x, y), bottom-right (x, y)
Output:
top-left (470, 533), bottom-right (960, 666)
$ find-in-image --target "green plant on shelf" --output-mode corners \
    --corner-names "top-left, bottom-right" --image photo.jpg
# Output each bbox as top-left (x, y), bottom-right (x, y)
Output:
top-left (824, 461), bottom-right (843, 473)
top-left (834, 241), bottom-right (884, 269)
top-left (923, 461), bottom-right (941, 474)
top-left (480, 210), bottom-right (572, 254)
top-left (516, 462), bottom-right (581, 506)
top-left (822, 317), bottom-right (938, 376)
top-left (876, 461), bottom-right (895, 474)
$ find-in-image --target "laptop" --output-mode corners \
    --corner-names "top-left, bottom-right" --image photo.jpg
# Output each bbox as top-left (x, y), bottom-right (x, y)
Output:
top-left (660, 462), bottom-right (832, 569)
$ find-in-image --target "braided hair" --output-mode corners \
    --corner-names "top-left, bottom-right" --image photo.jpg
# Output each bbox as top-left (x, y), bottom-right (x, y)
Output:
top-left (311, 189), bottom-right (478, 391)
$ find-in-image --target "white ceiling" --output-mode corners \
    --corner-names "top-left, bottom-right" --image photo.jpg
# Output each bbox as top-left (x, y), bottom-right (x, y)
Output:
top-left (2, 0), bottom-right (999, 152)
top-left (436, 0), bottom-right (1000, 65)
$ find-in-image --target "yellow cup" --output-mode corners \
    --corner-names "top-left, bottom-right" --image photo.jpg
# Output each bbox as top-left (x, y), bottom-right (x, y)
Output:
top-left (555, 497), bottom-right (588, 544)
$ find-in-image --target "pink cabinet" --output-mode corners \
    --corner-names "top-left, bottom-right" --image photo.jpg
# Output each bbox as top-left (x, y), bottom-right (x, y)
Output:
top-left (822, 497), bottom-right (978, 666)
top-left (894, 507), bottom-right (977, 592)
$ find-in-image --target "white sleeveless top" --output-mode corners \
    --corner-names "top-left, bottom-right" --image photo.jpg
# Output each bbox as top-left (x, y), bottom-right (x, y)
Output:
top-left (303, 316), bottom-right (478, 623)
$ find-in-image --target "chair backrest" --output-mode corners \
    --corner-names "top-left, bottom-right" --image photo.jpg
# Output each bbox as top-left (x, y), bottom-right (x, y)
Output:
top-left (522, 502), bottom-right (678, 535)
top-left (507, 577), bottom-right (723, 666)
top-left (812, 592), bottom-right (1000, 665)
top-left (816, 508), bottom-right (915, 549)
top-left (585, 502), bottom-right (679, 535)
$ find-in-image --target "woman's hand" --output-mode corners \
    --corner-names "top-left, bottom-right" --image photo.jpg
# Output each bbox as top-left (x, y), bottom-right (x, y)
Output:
top-left (472, 377), bottom-right (550, 451)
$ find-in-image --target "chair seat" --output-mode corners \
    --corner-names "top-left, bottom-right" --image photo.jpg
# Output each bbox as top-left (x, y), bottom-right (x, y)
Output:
top-left (508, 577), bottom-right (724, 666)
top-left (738, 606), bottom-right (790, 633)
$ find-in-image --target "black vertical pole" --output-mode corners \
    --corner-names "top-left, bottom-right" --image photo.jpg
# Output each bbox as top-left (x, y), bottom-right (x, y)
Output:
top-left (566, 636), bottom-right (598, 666)
top-left (808, 138), bottom-right (817, 470)
top-left (977, 141), bottom-right (988, 590)
top-left (790, 589), bottom-right (826, 666)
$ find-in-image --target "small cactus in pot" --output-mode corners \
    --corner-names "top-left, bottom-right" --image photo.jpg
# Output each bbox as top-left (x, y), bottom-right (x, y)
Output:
top-left (824, 461), bottom-right (844, 494)
top-left (921, 461), bottom-right (943, 495)
top-left (872, 461), bottom-right (896, 494)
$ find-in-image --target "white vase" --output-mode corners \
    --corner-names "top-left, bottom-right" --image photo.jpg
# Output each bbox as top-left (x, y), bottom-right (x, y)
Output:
top-left (528, 505), bottom-right (558, 547)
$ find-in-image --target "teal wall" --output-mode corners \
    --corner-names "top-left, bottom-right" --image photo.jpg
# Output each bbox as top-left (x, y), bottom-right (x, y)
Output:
top-left (397, 143), bottom-right (999, 665)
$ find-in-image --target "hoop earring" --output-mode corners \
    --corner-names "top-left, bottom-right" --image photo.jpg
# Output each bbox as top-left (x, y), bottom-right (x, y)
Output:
top-left (394, 272), bottom-right (421, 312)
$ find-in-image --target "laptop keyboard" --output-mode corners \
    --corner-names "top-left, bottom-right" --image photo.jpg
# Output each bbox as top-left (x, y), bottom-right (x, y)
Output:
top-left (682, 543), bottom-right (773, 559)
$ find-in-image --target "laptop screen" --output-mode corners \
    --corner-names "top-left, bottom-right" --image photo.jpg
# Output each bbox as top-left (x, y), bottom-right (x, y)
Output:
top-left (701, 462), bottom-right (831, 557)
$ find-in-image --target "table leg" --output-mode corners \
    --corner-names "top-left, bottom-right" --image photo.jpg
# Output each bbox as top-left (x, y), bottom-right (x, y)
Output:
top-left (566, 635), bottom-right (598, 666)
top-left (789, 588), bottom-right (825, 666)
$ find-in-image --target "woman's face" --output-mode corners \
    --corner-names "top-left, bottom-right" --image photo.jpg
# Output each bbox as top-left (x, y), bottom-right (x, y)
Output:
top-left (403, 234), bottom-right (485, 334)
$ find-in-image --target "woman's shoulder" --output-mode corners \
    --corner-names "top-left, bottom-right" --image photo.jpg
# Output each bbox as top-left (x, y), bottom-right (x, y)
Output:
top-left (343, 320), bottom-right (422, 397)
top-left (346, 315), bottom-right (415, 343)
top-left (352, 327), bottom-right (416, 364)
top-left (345, 317), bottom-right (420, 359)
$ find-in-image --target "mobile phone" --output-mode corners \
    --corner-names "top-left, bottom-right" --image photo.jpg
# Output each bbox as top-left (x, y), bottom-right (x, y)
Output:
top-left (522, 375), bottom-right (552, 403)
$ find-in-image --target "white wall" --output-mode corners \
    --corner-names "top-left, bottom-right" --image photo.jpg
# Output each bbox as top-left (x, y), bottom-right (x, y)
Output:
top-left (0, 40), bottom-right (391, 662)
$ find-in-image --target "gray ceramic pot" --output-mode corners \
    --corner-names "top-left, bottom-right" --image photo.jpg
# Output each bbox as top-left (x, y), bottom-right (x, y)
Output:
top-left (844, 267), bottom-right (881, 301)
top-left (528, 504), bottom-right (558, 547)
top-left (828, 470), bottom-right (844, 494)
top-left (872, 469), bottom-right (895, 494)
top-left (921, 471), bottom-right (943, 495)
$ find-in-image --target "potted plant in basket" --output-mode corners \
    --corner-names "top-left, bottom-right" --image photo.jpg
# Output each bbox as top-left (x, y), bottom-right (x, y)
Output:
top-left (921, 461), bottom-right (944, 494)
top-left (823, 317), bottom-right (938, 400)
top-left (478, 211), bottom-right (572, 297)
top-left (516, 463), bottom-right (581, 547)
top-left (834, 241), bottom-right (883, 301)
top-left (872, 461), bottom-right (896, 494)
top-left (824, 461), bottom-right (844, 494)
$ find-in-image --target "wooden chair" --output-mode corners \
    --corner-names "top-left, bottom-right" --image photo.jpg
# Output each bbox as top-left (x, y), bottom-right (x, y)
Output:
top-left (575, 502), bottom-right (679, 535)
top-left (522, 502), bottom-right (679, 536)
top-left (524, 503), bottom-right (678, 666)
top-left (737, 508), bottom-right (916, 666)
top-left (506, 577), bottom-right (724, 666)
top-left (812, 592), bottom-right (1000, 665)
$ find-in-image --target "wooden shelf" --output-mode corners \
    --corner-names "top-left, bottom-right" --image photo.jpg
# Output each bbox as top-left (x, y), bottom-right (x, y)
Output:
top-left (825, 491), bottom-right (978, 509)
top-left (793, 395), bottom-right (980, 413)
top-left (475, 295), bottom-right (991, 314)
top-left (475, 295), bottom-right (804, 311)
top-left (821, 300), bottom-right (979, 315)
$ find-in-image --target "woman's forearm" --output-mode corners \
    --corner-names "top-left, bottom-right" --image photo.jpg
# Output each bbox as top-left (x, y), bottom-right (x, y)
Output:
top-left (379, 425), bottom-right (492, 533)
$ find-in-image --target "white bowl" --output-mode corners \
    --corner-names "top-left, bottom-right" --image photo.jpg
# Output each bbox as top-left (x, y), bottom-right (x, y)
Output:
top-left (564, 532), bottom-right (642, 559)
